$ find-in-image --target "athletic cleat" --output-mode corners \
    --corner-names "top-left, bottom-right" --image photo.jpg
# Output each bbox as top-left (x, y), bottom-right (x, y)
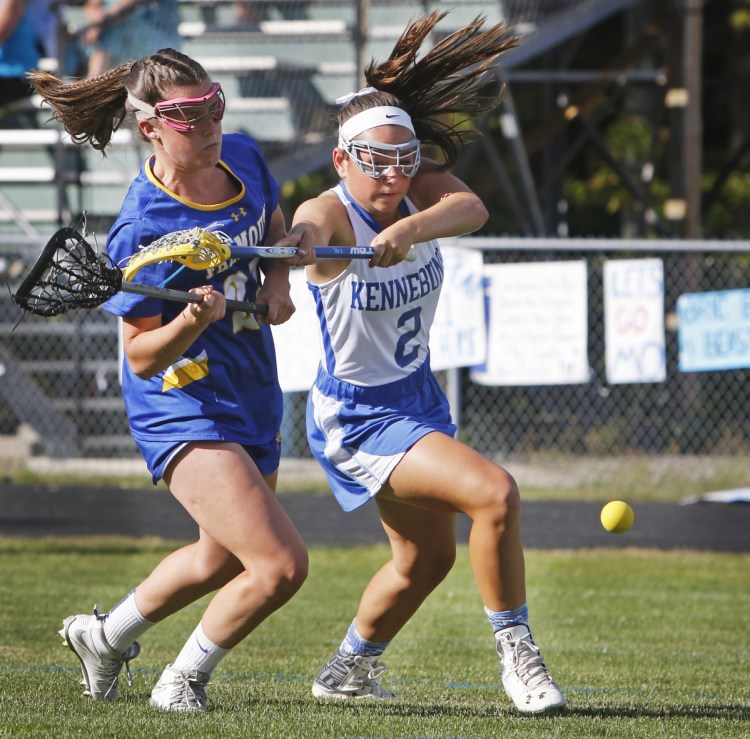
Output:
top-left (495, 624), bottom-right (567, 714)
top-left (150, 664), bottom-right (210, 712)
top-left (78, 640), bottom-right (141, 697)
top-left (312, 650), bottom-right (396, 699)
top-left (59, 608), bottom-right (140, 700)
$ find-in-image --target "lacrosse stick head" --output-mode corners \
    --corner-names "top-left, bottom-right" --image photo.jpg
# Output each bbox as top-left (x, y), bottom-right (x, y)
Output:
top-left (122, 227), bottom-right (231, 281)
top-left (12, 228), bottom-right (122, 317)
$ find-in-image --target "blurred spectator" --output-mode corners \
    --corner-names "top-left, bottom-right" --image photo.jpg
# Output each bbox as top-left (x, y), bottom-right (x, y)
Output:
top-left (233, 2), bottom-right (258, 25)
top-left (28, 0), bottom-right (58, 58)
top-left (83, 0), bottom-right (180, 77)
top-left (233, 1), bottom-right (307, 25)
top-left (0, 0), bottom-right (40, 106)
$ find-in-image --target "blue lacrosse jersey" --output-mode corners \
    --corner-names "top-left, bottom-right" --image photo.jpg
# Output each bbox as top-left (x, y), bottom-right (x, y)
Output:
top-left (103, 132), bottom-right (283, 450)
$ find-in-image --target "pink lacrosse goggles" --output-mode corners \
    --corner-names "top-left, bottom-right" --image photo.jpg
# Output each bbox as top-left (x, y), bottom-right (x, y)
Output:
top-left (128, 82), bottom-right (226, 132)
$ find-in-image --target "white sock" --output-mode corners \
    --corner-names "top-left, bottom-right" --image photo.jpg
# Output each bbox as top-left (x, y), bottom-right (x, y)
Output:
top-left (172, 622), bottom-right (231, 676)
top-left (102, 590), bottom-right (153, 653)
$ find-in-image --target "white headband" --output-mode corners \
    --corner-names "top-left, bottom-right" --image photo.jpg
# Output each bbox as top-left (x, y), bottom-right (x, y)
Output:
top-left (127, 92), bottom-right (157, 121)
top-left (339, 106), bottom-right (415, 142)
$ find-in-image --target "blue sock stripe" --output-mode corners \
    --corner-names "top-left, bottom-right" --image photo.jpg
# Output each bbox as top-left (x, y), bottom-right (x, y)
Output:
top-left (484, 602), bottom-right (529, 632)
top-left (340, 620), bottom-right (390, 657)
top-left (102, 588), bottom-right (136, 622)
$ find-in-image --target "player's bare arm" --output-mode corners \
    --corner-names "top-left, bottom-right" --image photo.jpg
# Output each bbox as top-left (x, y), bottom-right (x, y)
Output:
top-left (293, 191), bottom-right (355, 283)
top-left (122, 288), bottom-right (226, 378)
top-left (404, 168), bottom-right (489, 241)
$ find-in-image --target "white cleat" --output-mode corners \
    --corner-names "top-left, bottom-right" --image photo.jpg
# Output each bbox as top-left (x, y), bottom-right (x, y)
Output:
top-left (59, 609), bottom-right (140, 700)
top-left (150, 664), bottom-right (210, 712)
top-left (495, 624), bottom-right (567, 714)
top-left (312, 651), bottom-right (396, 700)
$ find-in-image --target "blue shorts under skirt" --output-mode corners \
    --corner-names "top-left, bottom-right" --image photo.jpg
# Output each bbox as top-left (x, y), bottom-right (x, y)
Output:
top-left (136, 436), bottom-right (282, 485)
top-left (306, 361), bottom-right (456, 512)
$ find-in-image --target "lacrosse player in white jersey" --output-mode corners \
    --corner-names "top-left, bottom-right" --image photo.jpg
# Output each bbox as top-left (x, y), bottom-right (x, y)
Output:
top-left (293, 11), bottom-right (567, 715)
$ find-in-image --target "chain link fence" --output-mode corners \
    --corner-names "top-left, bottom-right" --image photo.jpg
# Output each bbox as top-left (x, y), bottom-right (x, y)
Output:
top-left (459, 241), bottom-right (750, 462)
top-left (2, 238), bottom-right (749, 464)
top-left (1, 0), bottom-right (746, 470)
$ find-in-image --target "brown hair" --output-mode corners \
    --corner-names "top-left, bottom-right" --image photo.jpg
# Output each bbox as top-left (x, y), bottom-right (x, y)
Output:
top-left (26, 48), bottom-right (208, 151)
top-left (338, 11), bottom-right (519, 168)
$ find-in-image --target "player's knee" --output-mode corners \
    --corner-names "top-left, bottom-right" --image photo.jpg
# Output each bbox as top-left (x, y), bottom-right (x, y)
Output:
top-left (489, 471), bottom-right (520, 524)
top-left (249, 549), bottom-right (309, 605)
top-left (467, 468), bottom-right (521, 526)
top-left (287, 549), bottom-right (310, 593)
top-left (499, 472), bottom-right (521, 512)
top-left (273, 548), bottom-right (309, 600)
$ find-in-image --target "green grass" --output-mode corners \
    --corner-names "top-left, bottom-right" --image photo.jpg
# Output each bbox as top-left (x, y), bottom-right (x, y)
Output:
top-left (11, 452), bottom-right (750, 502)
top-left (0, 538), bottom-right (748, 737)
top-left (502, 454), bottom-right (750, 503)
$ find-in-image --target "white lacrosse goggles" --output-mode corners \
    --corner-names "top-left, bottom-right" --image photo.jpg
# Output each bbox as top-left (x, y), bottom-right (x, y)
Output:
top-left (339, 135), bottom-right (422, 179)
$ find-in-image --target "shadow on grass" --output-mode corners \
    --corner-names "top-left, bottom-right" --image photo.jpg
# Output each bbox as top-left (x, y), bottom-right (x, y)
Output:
top-left (13, 665), bottom-right (749, 724)
top-left (16, 678), bottom-right (748, 726)
top-left (565, 704), bottom-right (750, 720)
top-left (231, 694), bottom-right (750, 723)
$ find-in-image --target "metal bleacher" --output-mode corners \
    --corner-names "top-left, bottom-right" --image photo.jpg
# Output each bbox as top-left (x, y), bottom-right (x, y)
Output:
top-left (4, 0), bottom-right (501, 457)
top-left (1, 0), bottom-right (647, 458)
top-left (0, 0), bottom-right (503, 243)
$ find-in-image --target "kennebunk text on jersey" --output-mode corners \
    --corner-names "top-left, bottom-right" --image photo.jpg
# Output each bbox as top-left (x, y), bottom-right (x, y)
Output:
top-left (349, 248), bottom-right (444, 311)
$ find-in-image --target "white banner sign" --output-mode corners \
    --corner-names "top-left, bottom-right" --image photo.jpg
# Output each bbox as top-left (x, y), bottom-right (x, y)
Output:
top-left (604, 258), bottom-right (666, 384)
top-left (272, 268), bottom-right (320, 392)
top-left (429, 246), bottom-right (486, 370)
top-left (471, 261), bottom-right (589, 386)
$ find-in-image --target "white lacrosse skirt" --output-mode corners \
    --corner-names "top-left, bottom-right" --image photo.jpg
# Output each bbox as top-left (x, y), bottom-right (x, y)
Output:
top-left (306, 360), bottom-right (456, 511)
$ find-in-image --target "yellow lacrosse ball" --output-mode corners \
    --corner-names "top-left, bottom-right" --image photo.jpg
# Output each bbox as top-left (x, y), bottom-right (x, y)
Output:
top-left (600, 500), bottom-right (634, 533)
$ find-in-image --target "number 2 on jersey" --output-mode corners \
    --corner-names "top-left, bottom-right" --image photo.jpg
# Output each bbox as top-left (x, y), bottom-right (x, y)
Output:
top-left (395, 307), bottom-right (422, 368)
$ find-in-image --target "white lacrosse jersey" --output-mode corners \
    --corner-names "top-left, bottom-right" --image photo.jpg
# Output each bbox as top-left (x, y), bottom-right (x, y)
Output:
top-left (307, 183), bottom-right (444, 386)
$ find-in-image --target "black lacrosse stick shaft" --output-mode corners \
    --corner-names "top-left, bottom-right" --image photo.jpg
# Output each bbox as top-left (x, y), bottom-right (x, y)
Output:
top-left (121, 281), bottom-right (267, 314)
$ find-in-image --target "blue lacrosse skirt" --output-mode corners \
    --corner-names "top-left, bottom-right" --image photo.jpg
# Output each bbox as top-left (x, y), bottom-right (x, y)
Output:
top-left (306, 360), bottom-right (456, 511)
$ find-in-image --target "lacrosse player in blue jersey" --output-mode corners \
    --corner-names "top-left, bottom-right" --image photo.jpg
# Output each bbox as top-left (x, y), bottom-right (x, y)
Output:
top-left (292, 12), bottom-right (567, 714)
top-left (29, 48), bottom-right (315, 712)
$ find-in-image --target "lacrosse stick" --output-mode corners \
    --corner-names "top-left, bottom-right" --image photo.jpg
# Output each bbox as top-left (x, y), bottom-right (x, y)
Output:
top-left (12, 227), bottom-right (267, 317)
top-left (121, 226), bottom-right (416, 281)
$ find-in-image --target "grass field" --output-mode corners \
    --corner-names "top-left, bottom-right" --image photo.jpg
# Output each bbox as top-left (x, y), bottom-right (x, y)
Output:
top-left (14, 452), bottom-right (750, 503)
top-left (0, 538), bottom-right (747, 737)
